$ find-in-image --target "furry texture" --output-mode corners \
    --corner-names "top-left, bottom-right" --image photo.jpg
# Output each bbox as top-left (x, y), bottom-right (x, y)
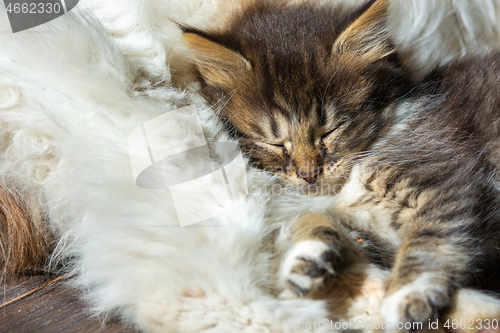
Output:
top-left (1, 0), bottom-right (500, 332)
top-left (184, 0), bottom-right (500, 328)
top-left (0, 4), bottom-right (334, 332)
top-left (0, 187), bottom-right (53, 274)
top-left (388, 0), bottom-right (500, 79)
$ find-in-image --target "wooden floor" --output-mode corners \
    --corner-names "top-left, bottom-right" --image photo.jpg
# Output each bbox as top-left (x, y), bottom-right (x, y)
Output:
top-left (2, 274), bottom-right (499, 333)
top-left (0, 274), bottom-right (138, 333)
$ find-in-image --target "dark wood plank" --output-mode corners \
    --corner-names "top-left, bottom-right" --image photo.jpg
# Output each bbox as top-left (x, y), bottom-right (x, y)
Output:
top-left (0, 274), bottom-right (138, 333)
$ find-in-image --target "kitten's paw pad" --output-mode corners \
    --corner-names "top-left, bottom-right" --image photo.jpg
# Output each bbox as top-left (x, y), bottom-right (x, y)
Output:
top-left (281, 240), bottom-right (337, 298)
top-left (381, 283), bottom-right (444, 331)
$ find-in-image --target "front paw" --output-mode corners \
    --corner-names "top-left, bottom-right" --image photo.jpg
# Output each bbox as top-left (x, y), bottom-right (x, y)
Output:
top-left (280, 240), bottom-right (338, 298)
top-left (381, 275), bottom-right (449, 331)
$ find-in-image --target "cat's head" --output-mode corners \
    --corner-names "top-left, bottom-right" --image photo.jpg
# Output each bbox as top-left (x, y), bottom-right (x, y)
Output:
top-left (183, 0), bottom-right (409, 189)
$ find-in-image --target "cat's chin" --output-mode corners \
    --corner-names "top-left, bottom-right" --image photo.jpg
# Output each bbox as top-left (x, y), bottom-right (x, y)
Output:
top-left (275, 177), bottom-right (311, 191)
top-left (275, 176), bottom-right (346, 197)
top-left (301, 178), bottom-right (347, 197)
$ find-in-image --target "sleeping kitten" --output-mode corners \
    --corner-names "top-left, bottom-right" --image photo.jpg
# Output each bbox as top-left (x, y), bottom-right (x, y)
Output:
top-left (183, 0), bottom-right (500, 327)
top-left (2, 0), bottom-right (500, 331)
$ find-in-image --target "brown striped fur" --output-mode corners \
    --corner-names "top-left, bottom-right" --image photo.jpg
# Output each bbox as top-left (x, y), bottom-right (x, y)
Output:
top-left (183, 0), bottom-right (407, 185)
top-left (184, 0), bottom-right (500, 329)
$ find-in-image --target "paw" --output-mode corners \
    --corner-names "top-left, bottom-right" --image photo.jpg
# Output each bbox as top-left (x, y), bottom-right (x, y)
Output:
top-left (280, 240), bottom-right (338, 298)
top-left (382, 291), bottom-right (436, 329)
top-left (381, 275), bottom-right (448, 331)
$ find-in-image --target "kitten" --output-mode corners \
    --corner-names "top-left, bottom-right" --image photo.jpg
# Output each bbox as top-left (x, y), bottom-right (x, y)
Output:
top-left (183, 0), bottom-right (500, 327)
top-left (2, 0), bottom-right (500, 332)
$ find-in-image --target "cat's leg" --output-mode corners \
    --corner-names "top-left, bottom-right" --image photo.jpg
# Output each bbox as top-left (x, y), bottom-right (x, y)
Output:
top-left (381, 251), bottom-right (455, 331)
top-left (380, 216), bottom-right (496, 331)
top-left (279, 212), bottom-right (366, 299)
top-left (279, 213), bottom-right (500, 332)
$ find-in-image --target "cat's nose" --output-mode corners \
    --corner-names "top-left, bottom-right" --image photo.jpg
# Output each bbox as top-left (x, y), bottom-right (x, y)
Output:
top-left (298, 169), bottom-right (320, 184)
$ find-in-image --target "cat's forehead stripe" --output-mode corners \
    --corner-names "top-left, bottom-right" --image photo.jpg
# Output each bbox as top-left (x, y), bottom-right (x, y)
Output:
top-left (249, 121), bottom-right (265, 137)
top-left (270, 117), bottom-right (281, 138)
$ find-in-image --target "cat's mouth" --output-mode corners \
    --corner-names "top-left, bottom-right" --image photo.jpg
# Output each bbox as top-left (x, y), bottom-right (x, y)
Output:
top-left (275, 172), bottom-right (348, 197)
top-left (280, 158), bottom-right (353, 196)
top-left (299, 177), bottom-right (348, 196)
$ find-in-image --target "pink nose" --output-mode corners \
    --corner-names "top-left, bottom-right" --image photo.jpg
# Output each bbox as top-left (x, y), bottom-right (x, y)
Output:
top-left (298, 169), bottom-right (320, 183)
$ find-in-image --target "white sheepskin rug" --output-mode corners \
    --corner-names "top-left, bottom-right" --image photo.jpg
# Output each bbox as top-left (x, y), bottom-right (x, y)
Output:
top-left (1, 0), bottom-right (500, 332)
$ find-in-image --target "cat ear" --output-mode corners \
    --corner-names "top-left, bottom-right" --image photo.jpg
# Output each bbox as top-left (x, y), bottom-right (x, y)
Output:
top-left (333, 0), bottom-right (394, 64)
top-left (182, 29), bottom-right (251, 88)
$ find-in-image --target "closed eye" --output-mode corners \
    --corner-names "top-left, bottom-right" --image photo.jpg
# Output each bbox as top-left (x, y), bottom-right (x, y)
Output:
top-left (320, 121), bottom-right (346, 142)
top-left (321, 130), bottom-right (335, 141)
top-left (258, 142), bottom-right (288, 154)
top-left (269, 143), bottom-right (287, 153)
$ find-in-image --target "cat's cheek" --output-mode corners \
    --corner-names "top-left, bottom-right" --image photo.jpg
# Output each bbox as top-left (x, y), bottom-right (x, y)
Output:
top-left (319, 174), bottom-right (345, 192)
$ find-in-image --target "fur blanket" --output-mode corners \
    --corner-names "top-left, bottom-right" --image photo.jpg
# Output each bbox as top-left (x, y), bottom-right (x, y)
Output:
top-left (1, 0), bottom-right (500, 332)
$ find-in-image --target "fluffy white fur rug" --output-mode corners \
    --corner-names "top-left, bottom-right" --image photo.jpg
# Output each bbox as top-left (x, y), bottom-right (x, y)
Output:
top-left (1, 0), bottom-right (500, 332)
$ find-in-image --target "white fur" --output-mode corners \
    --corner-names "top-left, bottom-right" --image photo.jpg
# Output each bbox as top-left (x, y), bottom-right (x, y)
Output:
top-left (0, 6), bottom-right (332, 332)
top-left (80, 0), bottom-right (249, 86)
top-left (388, 0), bottom-right (500, 79)
top-left (2, 0), bottom-right (500, 332)
top-left (280, 240), bottom-right (332, 292)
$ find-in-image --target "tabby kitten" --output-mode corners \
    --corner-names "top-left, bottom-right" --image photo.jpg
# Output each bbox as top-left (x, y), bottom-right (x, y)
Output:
top-left (183, 0), bottom-right (500, 328)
